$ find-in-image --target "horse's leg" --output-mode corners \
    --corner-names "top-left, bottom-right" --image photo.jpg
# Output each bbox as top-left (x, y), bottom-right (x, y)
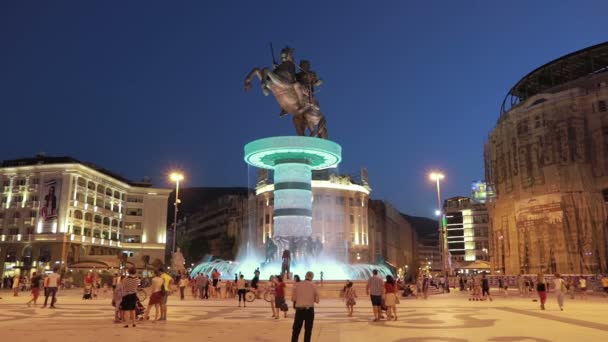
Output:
top-left (244, 67), bottom-right (261, 90)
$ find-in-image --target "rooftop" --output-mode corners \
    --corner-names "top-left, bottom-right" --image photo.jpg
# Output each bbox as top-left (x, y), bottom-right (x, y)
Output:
top-left (501, 41), bottom-right (608, 116)
top-left (0, 154), bottom-right (151, 187)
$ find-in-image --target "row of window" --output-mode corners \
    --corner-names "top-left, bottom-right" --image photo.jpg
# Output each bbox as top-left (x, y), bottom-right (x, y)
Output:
top-left (1, 178), bottom-right (40, 187)
top-left (0, 210), bottom-right (37, 219)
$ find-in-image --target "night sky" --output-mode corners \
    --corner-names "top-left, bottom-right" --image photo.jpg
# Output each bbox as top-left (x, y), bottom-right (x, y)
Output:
top-left (1, 1), bottom-right (606, 217)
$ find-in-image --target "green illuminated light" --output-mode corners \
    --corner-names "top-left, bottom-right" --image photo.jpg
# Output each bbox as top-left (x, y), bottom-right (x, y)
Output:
top-left (244, 136), bottom-right (342, 170)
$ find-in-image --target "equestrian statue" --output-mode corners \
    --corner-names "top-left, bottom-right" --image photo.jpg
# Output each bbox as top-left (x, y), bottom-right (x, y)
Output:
top-left (245, 46), bottom-right (328, 139)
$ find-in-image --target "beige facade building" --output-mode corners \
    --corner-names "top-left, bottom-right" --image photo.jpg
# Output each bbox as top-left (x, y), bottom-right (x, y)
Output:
top-left (485, 43), bottom-right (608, 274)
top-left (255, 171), bottom-right (371, 263)
top-left (0, 156), bottom-right (170, 278)
top-left (368, 200), bottom-right (418, 279)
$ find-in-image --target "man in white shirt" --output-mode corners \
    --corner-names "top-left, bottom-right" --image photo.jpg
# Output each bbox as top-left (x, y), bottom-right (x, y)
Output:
top-left (291, 271), bottom-right (319, 342)
top-left (43, 267), bottom-right (61, 308)
top-left (553, 273), bottom-right (567, 311)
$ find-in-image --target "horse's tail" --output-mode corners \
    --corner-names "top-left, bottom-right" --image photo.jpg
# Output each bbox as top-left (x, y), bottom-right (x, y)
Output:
top-left (316, 115), bottom-right (328, 139)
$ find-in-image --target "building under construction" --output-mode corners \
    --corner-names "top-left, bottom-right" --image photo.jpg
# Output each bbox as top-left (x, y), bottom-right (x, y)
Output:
top-left (485, 42), bottom-right (608, 274)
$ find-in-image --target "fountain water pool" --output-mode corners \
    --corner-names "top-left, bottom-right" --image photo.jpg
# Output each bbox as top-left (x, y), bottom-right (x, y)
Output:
top-left (190, 256), bottom-right (394, 281)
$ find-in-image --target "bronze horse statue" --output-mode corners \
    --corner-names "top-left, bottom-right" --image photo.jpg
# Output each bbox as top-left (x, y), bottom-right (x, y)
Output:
top-left (244, 46), bottom-right (328, 139)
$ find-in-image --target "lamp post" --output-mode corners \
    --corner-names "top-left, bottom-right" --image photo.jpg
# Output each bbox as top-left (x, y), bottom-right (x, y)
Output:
top-left (170, 172), bottom-right (184, 254)
top-left (429, 171), bottom-right (447, 274)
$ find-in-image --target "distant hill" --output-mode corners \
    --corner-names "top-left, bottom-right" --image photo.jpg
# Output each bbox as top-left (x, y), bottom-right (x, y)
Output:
top-left (401, 214), bottom-right (438, 239)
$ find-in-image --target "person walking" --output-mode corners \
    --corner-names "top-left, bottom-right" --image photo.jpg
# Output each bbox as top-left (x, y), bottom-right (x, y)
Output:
top-left (553, 273), bottom-right (567, 311)
top-left (26, 272), bottom-right (41, 307)
top-left (12, 274), bottom-right (20, 296)
top-left (269, 275), bottom-right (278, 318)
top-left (42, 267), bottom-right (61, 308)
top-left (112, 276), bottom-right (124, 323)
top-left (121, 267), bottom-right (140, 328)
top-left (144, 270), bottom-right (164, 321)
top-left (236, 274), bottom-right (247, 307)
top-left (366, 269), bottom-right (384, 322)
top-left (536, 272), bottom-right (547, 310)
top-left (291, 271), bottom-right (319, 342)
top-left (384, 275), bottom-right (398, 320)
top-left (481, 274), bottom-right (493, 301)
top-left (158, 268), bottom-right (173, 321)
top-left (274, 275), bottom-right (287, 319)
top-left (578, 276), bottom-right (587, 300)
top-left (344, 281), bottom-right (357, 317)
top-left (178, 275), bottom-right (188, 300)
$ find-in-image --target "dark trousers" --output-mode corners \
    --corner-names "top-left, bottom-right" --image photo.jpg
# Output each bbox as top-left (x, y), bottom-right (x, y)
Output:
top-left (292, 307), bottom-right (314, 342)
top-left (44, 287), bottom-right (57, 307)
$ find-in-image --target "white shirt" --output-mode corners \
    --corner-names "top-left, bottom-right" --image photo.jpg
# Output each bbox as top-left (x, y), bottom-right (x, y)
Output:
top-left (47, 273), bottom-right (60, 287)
top-left (554, 278), bottom-right (566, 293)
top-left (151, 276), bottom-right (164, 293)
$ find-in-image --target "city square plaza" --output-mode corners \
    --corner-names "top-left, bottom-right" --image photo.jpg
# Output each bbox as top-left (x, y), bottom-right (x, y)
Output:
top-left (0, 286), bottom-right (607, 342)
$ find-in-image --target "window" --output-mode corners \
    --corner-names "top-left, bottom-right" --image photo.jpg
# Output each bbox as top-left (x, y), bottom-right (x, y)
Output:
top-left (599, 100), bottom-right (607, 113)
top-left (31, 178), bottom-right (40, 185)
top-left (30, 195), bottom-right (38, 202)
top-left (13, 211), bottom-right (21, 219)
top-left (126, 196), bottom-right (144, 203)
top-left (349, 198), bottom-right (354, 206)
top-left (2, 180), bottom-right (9, 187)
top-left (350, 215), bottom-right (354, 224)
top-left (124, 222), bottom-right (141, 230)
top-left (265, 214), bottom-right (270, 224)
top-left (29, 211), bottom-right (36, 218)
top-left (17, 178), bottom-right (26, 186)
top-left (126, 208), bottom-right (143, 216)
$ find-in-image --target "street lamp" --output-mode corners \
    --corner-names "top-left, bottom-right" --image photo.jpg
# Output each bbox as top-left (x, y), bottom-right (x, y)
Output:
top-left (169, 172), bottom-right (184, 254)
top-left (429, 171), bottom-right (447, 275)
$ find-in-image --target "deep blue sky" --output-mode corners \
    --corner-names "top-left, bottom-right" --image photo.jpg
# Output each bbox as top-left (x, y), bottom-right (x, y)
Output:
top-left (1, 1), bottom-right (606, 217)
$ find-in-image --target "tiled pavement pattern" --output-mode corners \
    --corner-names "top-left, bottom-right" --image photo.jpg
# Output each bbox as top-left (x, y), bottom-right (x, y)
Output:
top-left (0, 289), bottom-right (606, 341)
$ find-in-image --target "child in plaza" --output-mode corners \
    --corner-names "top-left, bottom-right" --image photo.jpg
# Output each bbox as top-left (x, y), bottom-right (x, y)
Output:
top-left (344, 281), bottom-right (357, 317)
top-left (112, 277), bottom-right (124, 323)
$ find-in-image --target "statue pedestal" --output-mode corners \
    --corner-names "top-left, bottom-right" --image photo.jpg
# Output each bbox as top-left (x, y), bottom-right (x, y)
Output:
top-left (244, 136), bottom-right (341, 238)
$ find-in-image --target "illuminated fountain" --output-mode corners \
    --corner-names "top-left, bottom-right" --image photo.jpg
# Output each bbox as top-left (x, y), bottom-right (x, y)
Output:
top-left (190, 136), bottom-right (394, 280)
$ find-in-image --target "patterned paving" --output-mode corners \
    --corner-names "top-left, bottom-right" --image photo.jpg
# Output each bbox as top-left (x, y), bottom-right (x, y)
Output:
top-left (1, 290), bottom-right (607, 341)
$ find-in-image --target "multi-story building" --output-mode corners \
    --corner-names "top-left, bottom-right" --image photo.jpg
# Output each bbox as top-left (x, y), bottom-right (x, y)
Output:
top-left (443, 196), bottom-right (489, 271)
top-left (485, 42), bottom-right (608, 274)
top-left (175, 189), bottom-right (249, 262)
top-left (0, 155), bottom-right (170, 278)
top-left (368, 200), bottom-right (418, 279)
top-left (255, 169), bottom-right (372, 263)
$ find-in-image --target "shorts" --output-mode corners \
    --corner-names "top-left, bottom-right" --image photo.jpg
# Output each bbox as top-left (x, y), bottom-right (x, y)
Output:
top-left (370, 295), bottom-right (382, 306)
top-left (31, 288), bottom-right (40, 299)
top-left (580, 287), bottom-right (587, 292)
top-left (212, 279), bottom-right (219, 287)
top-left (161, 292), bottom-right (169, 304)
top-left (121, 293), bottom-right (138, 311)
top-left (275, 296), bottom-right (286, 310)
